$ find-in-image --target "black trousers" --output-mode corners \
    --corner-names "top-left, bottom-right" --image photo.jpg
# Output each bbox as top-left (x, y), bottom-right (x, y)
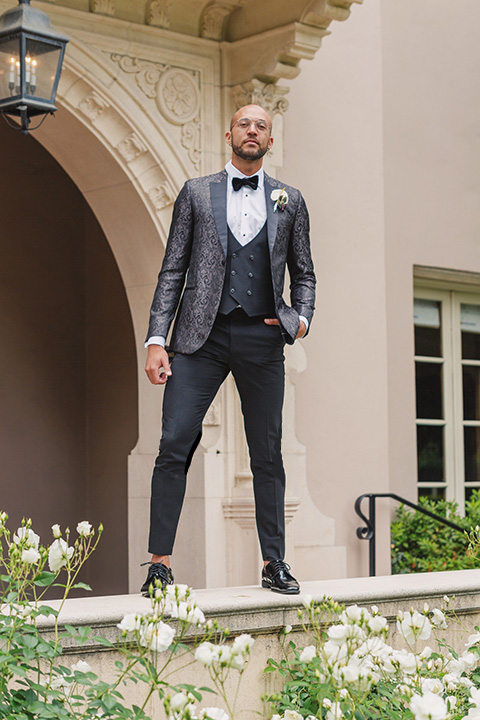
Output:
top-left (148, 309), bottom-right (286, 561)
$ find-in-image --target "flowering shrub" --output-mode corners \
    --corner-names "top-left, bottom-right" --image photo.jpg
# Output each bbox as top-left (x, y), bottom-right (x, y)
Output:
top-left (265, 595), bottom-right (480, 720)
top-left (391, 492), bottom-right (480, 573)
top-left (0, 511), bottom-right (253, 720)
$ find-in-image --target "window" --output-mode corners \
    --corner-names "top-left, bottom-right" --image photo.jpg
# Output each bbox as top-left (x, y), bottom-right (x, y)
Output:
top-left (414, 287), bottom-right (480, 511)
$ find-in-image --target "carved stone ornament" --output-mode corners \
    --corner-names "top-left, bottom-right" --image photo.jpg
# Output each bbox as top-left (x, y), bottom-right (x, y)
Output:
top-left (181, 118), bottom-right (201, 171)
top-left (116, 133), bottom-right (147, 163)
top-left (200, 2), bottom-right (236, 41)
top-left (147, 182), bottom-right (174, 212)
top-left (232, 80), bottom-right (289, 115)
top-left (156, 68), bottom-right (200, 126)
top-left (145, 0), bottom-right (172, 28)
top-left (78, 91), bottom-right (109, 122)
top-left (203, 402), bottom-right (220, 427)
top-left (110, 54), bottom-right (167, 100)
top-left (89, 0), bottom-right (115, 16)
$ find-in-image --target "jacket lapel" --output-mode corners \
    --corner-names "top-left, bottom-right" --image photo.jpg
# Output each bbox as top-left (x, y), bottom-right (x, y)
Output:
top-left (264, 175), bottom-right (279, 257)
top-left (210, 175), bottom-right (228, 257)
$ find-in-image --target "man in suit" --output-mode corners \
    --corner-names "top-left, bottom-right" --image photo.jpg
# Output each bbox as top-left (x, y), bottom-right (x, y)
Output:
top-left (143, 104), bottom-right (315, 595)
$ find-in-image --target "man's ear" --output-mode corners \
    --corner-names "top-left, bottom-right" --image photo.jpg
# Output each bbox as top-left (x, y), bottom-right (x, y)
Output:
top-left (225, 130), bottom-right (232, 146)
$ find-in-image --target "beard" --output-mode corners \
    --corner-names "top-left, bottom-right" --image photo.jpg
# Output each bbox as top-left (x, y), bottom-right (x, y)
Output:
top-left (231, 138), bottom-right (269, 162)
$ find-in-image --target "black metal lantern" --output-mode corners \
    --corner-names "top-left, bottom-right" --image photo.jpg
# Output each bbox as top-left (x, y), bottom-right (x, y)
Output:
top-left (0, 0), bottom-right (69, 134)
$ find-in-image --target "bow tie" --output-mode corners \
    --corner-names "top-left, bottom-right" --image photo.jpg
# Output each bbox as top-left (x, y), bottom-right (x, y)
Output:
top-left (232, 175), bottom-right (259, 191)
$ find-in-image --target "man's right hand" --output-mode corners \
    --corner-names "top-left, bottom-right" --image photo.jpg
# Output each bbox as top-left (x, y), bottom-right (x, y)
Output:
top-left (145, 345), bottom-right (172, 385)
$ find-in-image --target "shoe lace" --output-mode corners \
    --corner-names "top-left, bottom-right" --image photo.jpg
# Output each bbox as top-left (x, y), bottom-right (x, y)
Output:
top-left (267, 559), bottom-right (291, 577)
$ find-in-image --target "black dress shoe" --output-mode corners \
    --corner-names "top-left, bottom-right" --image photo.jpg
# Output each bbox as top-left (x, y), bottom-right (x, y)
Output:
top-left (141, 562), bottom-right (174, 595)
top-left (261, 560), bottom-right (300, 595)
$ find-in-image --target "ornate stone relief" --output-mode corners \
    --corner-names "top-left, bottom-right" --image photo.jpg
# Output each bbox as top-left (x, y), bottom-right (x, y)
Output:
top-left (89, 0), bottom-right (115, 16)
top-left (116, 133), bottom-right (147, 163)
top-left (110, 54), bottom-right (202, 171)
top-left (78, 91), bottom-right (109, 122)
top-left (232, 79), bottom-right (289, 115)
top-left (145, 0), bottom-right (172, 28)
top-left (157, 68), bottom-right (200, 125)
top-left (200, 2), bottom-right (238, 41)
top-left (203, 402), bottom-right (221, 427)
top-left (147, 182), bottom-right (174, 212)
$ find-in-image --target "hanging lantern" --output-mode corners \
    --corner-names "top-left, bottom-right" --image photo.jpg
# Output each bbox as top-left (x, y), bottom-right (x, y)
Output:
top-left (0, 0), bottom-right (69, 134)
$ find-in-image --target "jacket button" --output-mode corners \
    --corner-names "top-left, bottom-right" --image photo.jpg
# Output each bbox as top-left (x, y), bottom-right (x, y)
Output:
top-left (232, 252), bottom-right (237, 259)
top-left (230, 288), bottom-right (235, 294)
top-left (249, 254), bottom-right (254, 260)
top-left (231, 270), bottom-right (236, 276)
top-left (248, 272), bottom-right (253, 278)
top-left (246, 290), bottom-right (252, 296)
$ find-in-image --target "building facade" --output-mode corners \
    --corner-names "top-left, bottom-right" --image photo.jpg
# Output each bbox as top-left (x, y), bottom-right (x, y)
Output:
top-left (1, 0), bottom-right (479, 594)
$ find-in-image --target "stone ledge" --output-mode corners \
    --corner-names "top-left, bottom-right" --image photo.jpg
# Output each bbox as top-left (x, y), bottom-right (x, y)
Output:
top-left (41, 569), bottom-right (480, 633)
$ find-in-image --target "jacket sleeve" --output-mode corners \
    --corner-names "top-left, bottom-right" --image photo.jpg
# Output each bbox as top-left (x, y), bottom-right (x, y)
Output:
top-left (145, 182), bottom-right (194, 341)
top-left (287, 192), bottom-right (316, 336)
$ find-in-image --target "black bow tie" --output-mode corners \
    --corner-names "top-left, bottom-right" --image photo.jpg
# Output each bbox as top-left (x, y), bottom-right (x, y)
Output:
top-left (232, 175), bottom-right (259, 191)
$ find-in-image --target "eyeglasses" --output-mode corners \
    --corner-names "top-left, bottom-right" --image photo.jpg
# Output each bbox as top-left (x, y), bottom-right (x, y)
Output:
top-left (234, 118), bottom-right (271, 133)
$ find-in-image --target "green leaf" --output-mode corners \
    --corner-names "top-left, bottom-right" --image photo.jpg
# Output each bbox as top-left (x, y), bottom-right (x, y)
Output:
top-left (34, 572), bottom-right (56, 587)
top-left (71, 582), bottom-right (92, 591)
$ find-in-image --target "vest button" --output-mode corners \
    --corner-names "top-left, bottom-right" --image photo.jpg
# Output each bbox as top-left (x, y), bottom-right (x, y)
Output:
top-left (249, 254), bottom-right (254, 260)
top-left (232, 252), bottom-right (237, 259)
top-left (231, 270), bottom-right (236, 276)
top-left (248, 272), bottom-right (253, 278)
top-left (246, 290), bottom-right (252, 296)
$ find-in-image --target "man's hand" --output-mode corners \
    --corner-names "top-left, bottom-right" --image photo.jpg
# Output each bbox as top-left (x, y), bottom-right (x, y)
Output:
top-left (264, 318), bottom-right (306, 339)
top-left (145, 345), bottom-right (172, 385)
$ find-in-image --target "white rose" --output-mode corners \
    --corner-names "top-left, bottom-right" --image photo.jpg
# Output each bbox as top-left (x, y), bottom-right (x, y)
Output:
top-left (284, 711), bottom-right (303, 720)
top-left (465, 709), bottom-right (480, 720)
top-left (410, 692), bottom-right (448, 720)
top-left (71, 660), bottom-right (92, 674)
top-left (187, 605), bottom-right (205, 626)
top-left (13, 527), bottom-right (40, 550)
top-left (232, 633), bottom-right (254, 654)
top-left (117, 613), bottom-right (141, 633)
top-left (166, 584), bottom-right (190, 602)
top-left (368, 615), bottom-right (388, 633)
top-left (51, 524), bottom-right (61, 538)
top-left (48, 538), bottom-right (74, 572)
top-left (471, 686), bottom-right (480, 707)
top-left (421, 678), bottom-right (444, 695)
top-left (466, 632), bottom-right (480, 648)
top-left (341, 605), bottom-right (370, 624)
top-left (140, 620), bottom-right (175, 652)
top-left (430, 608), bottom-right (448, 629)
top-left (217, 645), bottom-right (232, 665)
top-left (325, 702), bottom-right (344, 720)
top-left (284, 624), bottom-right (292, 634)
top-left (170, 692), bottom-right (189, 712)
top-left (199, 708), bottom-right (229, 720)
top-left (195, 642), bottom-right (216, 667)
top-left (22, 547), bottom-right (40, 564)
top-left (299, 645), bottom-right (316, 663)
top-left (397, 610), bottom-right (431, 645)
top-left (76, 521), bottom-right (93, 537)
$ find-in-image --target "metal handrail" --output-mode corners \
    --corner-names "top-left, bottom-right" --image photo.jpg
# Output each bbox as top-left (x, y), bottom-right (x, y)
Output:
top-left (354, 493), bottom-right (466, 577)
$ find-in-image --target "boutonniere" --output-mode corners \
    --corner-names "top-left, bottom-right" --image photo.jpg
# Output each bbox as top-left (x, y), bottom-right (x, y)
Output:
top-left (271, 187), bottom-right (288, 212)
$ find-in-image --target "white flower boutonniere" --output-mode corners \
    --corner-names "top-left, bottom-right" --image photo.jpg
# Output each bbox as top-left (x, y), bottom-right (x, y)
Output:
top-left (271, 187), bottom-right (288, 212)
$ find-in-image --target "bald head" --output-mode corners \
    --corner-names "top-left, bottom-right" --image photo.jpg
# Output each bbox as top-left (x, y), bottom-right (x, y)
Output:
top-left (230, 104), bottom-right (272, 131)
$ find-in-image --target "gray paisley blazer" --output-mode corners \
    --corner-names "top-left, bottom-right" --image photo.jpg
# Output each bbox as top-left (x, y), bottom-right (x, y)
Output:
top-left (146, 169), bottom-right (316, 354)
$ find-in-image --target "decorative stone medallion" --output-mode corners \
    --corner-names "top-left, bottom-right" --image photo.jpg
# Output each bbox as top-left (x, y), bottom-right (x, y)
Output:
top-left (156, 68), bottom-right (200, 126)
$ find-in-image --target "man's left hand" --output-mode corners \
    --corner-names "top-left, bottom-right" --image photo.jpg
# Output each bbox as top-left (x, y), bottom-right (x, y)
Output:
top-left (264, 318), bottom-right (306, 339)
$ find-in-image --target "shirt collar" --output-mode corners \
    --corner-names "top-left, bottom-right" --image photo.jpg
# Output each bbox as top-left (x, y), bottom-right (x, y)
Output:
top-left (225, 161), bottom-right (264, 189)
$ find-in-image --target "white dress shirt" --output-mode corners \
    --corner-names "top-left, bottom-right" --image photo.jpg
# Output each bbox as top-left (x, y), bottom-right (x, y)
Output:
top-left (146, 161), bottom-right (307, 347)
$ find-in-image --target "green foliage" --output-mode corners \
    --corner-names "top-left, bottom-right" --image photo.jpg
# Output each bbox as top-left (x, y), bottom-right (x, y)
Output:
top-left (0, 511), bottom-right (250, 720)
top-left (391, 489), bottom-right (480, 574)
top-left (265, 596), bottom-right (480, 720)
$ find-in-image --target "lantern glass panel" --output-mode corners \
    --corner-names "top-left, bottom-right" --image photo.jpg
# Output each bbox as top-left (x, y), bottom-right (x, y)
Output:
top-left (0, 36), bottom-right (21, 100)
top-left (25, 38), bottom-right (61, 100)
